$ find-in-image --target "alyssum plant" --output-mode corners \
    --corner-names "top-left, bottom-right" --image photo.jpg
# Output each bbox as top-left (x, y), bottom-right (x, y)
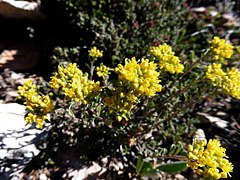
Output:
top-left (18, 36), bottom-right (237, 179)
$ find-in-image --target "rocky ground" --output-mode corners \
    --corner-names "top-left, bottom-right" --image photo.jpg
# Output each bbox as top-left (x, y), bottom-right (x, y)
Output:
top-left (1, 69), bottom-right (240, 180)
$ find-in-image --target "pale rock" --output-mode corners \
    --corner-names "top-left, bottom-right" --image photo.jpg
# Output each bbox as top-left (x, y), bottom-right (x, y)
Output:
top-left (39, 173), bottom-right (48, 180)
top-left (0, 102), bottom-right (25, 115)
top-left (194, 129), bottom-right (206, 140)
top-left (5, 90), bottom-right (19, 98)
top-left (66, 162), bottom-right (102, 180)
top-left (2, 137), bottom-right (22, 148)
top-left (0, 0), bottom-right (45, 20)
top-left (216, 111), bottom-right (228, 117)
top-left (197, 112), bottom-right (228, 128)
top-left (191, 7), bottom-right (206, 12)
top-left (2, 0), bottom-right (39, 11)
top-left (0, 103), bottom-right (44, 179)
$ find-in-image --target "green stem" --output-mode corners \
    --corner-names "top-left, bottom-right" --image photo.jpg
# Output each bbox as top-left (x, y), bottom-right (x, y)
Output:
top-left (89, 59), bottom-right (95, 80)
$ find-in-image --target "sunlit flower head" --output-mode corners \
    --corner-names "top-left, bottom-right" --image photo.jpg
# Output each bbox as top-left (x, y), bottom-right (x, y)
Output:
top-left (115, 57), bottom-right (162, 96)
top-left (24, 94), bottom-right (54, 129)
top-left (210, 36), bottom-right (234, 61)
top-left (25, 112), bottom-right (48, 129)
top-left (205, 63), bottom-right (226, 85)
top-left (104, 88), bottom-right (138, 121)
top-left (18, 79), bottom-right (37, 100)
top-left (187, 138), bottom-right (233, 180)
top-left (205, 63), bottom-right (240, 99)
top-left (50, 63), bottom-right (100, 103)
top-left (150, 43), bottom-right (184, 74)
top-left (18, 80), bottom-right (55, 129)
top-left (96, 63), bottom-right (110, 77)
top-left (89, 46), bottom-right (103, 59)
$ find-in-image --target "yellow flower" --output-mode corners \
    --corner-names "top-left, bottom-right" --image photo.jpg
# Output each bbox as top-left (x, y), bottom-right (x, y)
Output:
top-left (18, 79), bottom-right (38, 100)
top-left (88, 46), bottom-right (103, 59)
top-left (115, 57), bottom-right (162, 96)
top-left (224, 67), bottom-right (240, 99)
top-left (18, 80), bottom-right (55, 128)
top-left (96, 63), bottom-right (110, 77)
top-left (25, 112), bottom-right (49, 129)
top-left (88, 80), bottom-right (101, 93)
top-left (205, 63), bottom-right (226, 86)
top-left (187, 139), bottom-right (233, 180)
top-left (50, 63), bottom-right (100, 103)
top-left (104, 88), bottom-right (138, 121)
top-left (205, 63), bottom-right (240, 99)
top-left (106, 57), bottom-right (162, 120)
top-left (210, 36), bottom-right (234, 61)
top-left (105, 57), bottom-right (162, 121)
top-left (150, 43), bottom-right (184, 74)
top-left (24, 93), bottom-right (54, 128)
top-left (150, 43), bottom-right (175, 57)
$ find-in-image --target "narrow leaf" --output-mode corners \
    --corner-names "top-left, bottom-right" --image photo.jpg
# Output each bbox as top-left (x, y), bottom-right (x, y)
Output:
top-left (157, 161), bottom-right (187, 173)
top-left (136, 158), bottom-right (144, 175)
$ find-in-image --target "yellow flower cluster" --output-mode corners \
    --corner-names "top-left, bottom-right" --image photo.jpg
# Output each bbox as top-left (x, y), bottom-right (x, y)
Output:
top-left (187, 139), bottom-right (233, 179)
top-left (50, 63), bottom-right (100, 103)
top-left (150, 43), bottom-right (184, 74)
top-left (104, 57), bottom-right (162, 121)
top-left (115, 57), bottom-right (162, 96)
top-left (88, 46), bottom-right (103, 59)
top-left (205, 63), bottom-right (226, 85)
top-left (210, 36), bottom-right (234, 61)
top-left (206, 63), bottom-right (240, 99)
top-left (226, 67), bottom-right (240, 98)
top-left (18, 79), bottom-right (37, 100)
top-left (104, 89), bottom-right (139, 121)
top-left (18, 80), bottom-right (55, 129)
top-left (96, 63), bottom-right (110, 77)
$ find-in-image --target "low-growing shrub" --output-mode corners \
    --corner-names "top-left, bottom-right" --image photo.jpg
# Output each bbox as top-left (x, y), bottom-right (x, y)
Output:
top-left (42, 0), bottom-right (200, 67)
top-left (42, 0), bottom-right (240, 77)
top-left (18, 36), bottom-right (239, 179)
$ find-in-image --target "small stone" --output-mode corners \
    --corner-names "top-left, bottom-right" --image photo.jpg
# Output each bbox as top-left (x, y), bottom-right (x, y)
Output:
top-left (39, 173), bottom-right (48, 180)
top-left (197, 112), bottom-right (228, 128)
top-left (101, 156), bottom-right (109, 166)
top-left (17, 134), bottom-right (38, 146)
top-left (216, 111), bottom-right (227, 117)
top-left (87, 162), bottom-right (101, 174)
top-left (5, 90), bottom-right (19, 97)
top-left (109, 160), bottom-right (124, 171)
top-left (21, 144), bottom-right (40, 157)
top-left (191, 7), bottom-right (206, 12)
top-left (194, 129), bottom-right (206, 140)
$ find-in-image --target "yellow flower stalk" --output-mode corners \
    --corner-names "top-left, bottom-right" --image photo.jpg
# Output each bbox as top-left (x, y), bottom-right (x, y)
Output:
top-left (105, 57), bottom-right (162, 121)
top-left (187, 139), bottom-right (233, 180)
top-left (205, 63), bottom-right (240, 99)
top-left (50, 63), bottom-right (100, 103)
top-left (225, 67), bottom-right (240, 99)
top-left (210, 36), bottom-right (234, 61)
top-left (88, 46), bottom-right (103, 59)
top-left (104, 88), bottom-right (139, 121)
top-left (150, 43), bottom-right (184, 74)
top-left (115, 57), bottom-right (162, 96)
top-left (17, 79), bottom-right (38, 100)
top-left (18, 80), bottom-right (55, 129)
top-left (205, 63), bottom-right (226, 86)
top-left (96, 63), bottom-right (110, 77)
